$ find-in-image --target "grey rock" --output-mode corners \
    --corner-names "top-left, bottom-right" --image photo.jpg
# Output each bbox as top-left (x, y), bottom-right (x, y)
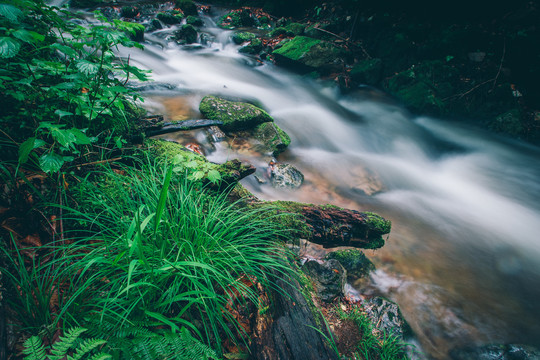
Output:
top-left (303, 259), bottom-right (346, 302)
top-left (269, 163), bottom-right (304, 189)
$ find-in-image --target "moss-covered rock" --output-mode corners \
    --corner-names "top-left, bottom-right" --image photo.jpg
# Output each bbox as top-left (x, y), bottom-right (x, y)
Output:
top-left (174, 24), bottom-right (197, 44)
top-left (350, 58), bottom-right (383, 86)
top-left (218, 9), bottom-right (255, 29)
top-left (253, 122), bottom-right (291, 156)
top-left (174, 0), bottom-right (197, 16)
top-left (238, 38), bottom-right (263, 54)
top-left (325, 249), bottom-right (375, 279)
top-left (199, 95), bottom-right (274, 131)
top-left (121, 6), bottom-right (139, 18)
top-left (272, 36), bottom-right (348, 73)
top-left (303, 259), bottom-right (346, 303)
top-left (232, 31), bottom-right (256, 45)
top-left (157, 10), bottom-right (184, 25)
top-left (186, 15), bottom-right (203, 27)
top-left (270, 22), bottom-right (305, 37)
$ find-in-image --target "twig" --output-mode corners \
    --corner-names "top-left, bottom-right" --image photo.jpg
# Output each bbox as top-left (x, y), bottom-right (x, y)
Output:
top-left (312, 26), bottom-right (371, 59)
top-left (77, 157), bottom-right (122, 167)
top-left (491, 39), bottom-right (506, 91)
top-left (458, 79), bottom-right (494, 99)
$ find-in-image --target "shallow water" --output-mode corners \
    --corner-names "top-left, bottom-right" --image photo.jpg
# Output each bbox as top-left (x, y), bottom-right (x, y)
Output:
top-left (114, 11), bottom-right (540, 359)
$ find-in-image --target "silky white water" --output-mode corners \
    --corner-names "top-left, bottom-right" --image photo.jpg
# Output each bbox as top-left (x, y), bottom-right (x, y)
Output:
top-left (115, 12), bottom-right (540, 359)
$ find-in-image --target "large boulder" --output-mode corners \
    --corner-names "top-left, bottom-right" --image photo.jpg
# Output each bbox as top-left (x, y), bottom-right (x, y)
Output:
top-left (350, 58), bottom-right (383, 86)
top-left (199, 96), bottom-right (273, 131)
top-left (174, 24), bottom-right (197, 44)
top-left (303, 259), bottom-right (347, 302)
top-left (272, 36), bottom-right (349, 73)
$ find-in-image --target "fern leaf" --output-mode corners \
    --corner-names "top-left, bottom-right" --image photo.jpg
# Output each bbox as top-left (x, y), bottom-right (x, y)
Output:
top-left (50, 327), bottom-right (87, 360)
top-left (68, 338), bottom-right (107, 360)
top-left (22, 336), bottom-right (47, 360)
top-left (86, 353), bottom-right (112, 360)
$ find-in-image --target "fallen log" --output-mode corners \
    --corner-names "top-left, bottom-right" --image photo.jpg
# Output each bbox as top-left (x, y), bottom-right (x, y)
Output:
top-left (135, 115), bottom-right (223, 136)
top-left (252, 201), bottom-right (391, 249)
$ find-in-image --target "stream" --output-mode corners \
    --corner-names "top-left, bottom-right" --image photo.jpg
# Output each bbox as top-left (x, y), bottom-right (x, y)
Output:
top-left (106, 8), bottom-right (540, 359)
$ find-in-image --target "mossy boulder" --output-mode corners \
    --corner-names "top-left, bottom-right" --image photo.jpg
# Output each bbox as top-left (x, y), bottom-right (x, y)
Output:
top-left (186, 15), bottom-right (203, 27)
top-left (239, 38), bottom-right (263, 54)
top-left (157, 10), bottom-right (184, 25)
top-left (253, 122), bottom-right (291, 156)
top-left (325, 249), bottom-right (375, 279)
top-left (350, 58), bottom-right (383, 86)
top-left (232, 31), bottom-right (256, 45)
top-left (175, 0), bottom-right (197, 16)
top-left (272, 36), bottom-right (348, 73)
top-left (270, 22), bottom-right (305, 37)
top-left (121, 6), bottom-right (139, 18)
top-left (199, 96), bottom-right (274, 131)
top-left (218, 9), bottom-right (255, 29)
top-left (174, 24), bottom-right (197, 44)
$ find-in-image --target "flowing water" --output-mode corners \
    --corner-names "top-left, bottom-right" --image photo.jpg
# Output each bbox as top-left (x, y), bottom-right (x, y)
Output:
top-left (109, 9), bottom-right (540, 359)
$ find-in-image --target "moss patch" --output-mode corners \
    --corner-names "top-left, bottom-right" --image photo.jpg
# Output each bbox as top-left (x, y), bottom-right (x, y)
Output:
top-left (364, 212), bottom-right (391, 234)
top-left (272, 36), bottom-right (321, 61)
top-left (232, 31), bottom-right (256, 45)
top-left (253, 122), bottom-right (291, 155)
top-left (325, 249), bottom-right (375, 279)
top-left (199, 95), bottom-right (274, 131)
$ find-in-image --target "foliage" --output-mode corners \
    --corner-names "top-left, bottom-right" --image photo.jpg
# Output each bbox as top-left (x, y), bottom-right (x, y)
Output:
top-left (337, 306), bottom-right (411, 360)
top-left (0, 0), bottom-right (148, 174)
top-left (56, 158), bottom-right (295, 351)
top-left (171, 151), bottom-right (222, 184)
top-left (22, 327), bottom-right (110, 360)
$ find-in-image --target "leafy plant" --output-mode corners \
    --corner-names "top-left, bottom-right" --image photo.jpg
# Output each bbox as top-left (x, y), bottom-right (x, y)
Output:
top-left (22, 327), bottom-right (110, 360)
top-left (172, 152), bottom-right (222, 184)
top-left (57, 158), bottom-right (295, 352)
top-left (0, 0), bottom-right (148, 174)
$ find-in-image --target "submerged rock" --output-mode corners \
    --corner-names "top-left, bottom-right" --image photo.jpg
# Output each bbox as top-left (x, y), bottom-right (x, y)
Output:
top-left (232, 31), bottom-right (256, 45)
top-left (325, 249), bottom-right (375, 279)
top-left (239, 38), bottom-right (263, 55)
top-left (269, 163), bottom-right (304, 189)
top-left (272, 36), bottom-right (349, 73)
top-left (156, 10), bottom-right (183, 25)
top-left (303, 259), bottom-right (346, 302)
top-left (199, 95), bottom-right (273, 131)
top-left (450, 344), bottom-right (540, 360)
top-left (362, 296), bottom-right (411, 339)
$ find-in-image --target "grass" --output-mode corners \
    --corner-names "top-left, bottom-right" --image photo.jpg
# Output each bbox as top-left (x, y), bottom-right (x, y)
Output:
top-left (56, 157), bottom-right (294, 350)
top-left (337, 306), bottom-right (412, 360)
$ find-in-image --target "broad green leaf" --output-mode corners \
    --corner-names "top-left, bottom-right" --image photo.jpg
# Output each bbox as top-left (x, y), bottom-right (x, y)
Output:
top-left (0, 37), bottom-right (20, 58)
top-left (50, 43), bottom-right (77, 57)
top-left (69, 128), bottom-right (92, 145)
top-left (18, 137), bottom-right (35, 164)
top-left (0, 4), bottom-right (22, 23)
top-left (76, 60), bottom-right (99, 76)
top-left (39, 152), bottom-right (64, 173)
top-left (54, 109), bottom-right (74, 118)
top-left (12, 29), bottom-right (43, 43)
top-left (50, 127), bottom-right (76, 148)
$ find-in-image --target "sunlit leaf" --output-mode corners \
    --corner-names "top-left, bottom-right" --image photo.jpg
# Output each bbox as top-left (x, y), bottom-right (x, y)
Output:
top-left (0, 4), bottom-right (22, 23)
top-left (207, 169), bottom-right (222, 184)
top-left (76, 60), bottom-right (100, 76)
top-left (0, 37), bottom-right (20, 58)
top-left (69, 128), bottom-right (92, 145)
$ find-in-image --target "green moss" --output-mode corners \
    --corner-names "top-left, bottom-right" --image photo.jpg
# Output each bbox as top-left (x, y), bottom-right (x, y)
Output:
top-left (186, 15), bottom-right (203, 27)
top-left (175, 0), bottom-right (197, 16)
top-left (350, 58), bottom-right (383, 86)
top-left (251, 200), bottom-right (312, 239)
top-left (238, 38), bottom-right (263, 54)
top-left (364, 212), bottom-right (391, 234)
top-left (232, 31), bottom-right (256, 44)
top-left (325, 249), bottom-right (375, 278)
top-left (199, 95), bottom-right (273, 131)
top-left (157, 10), bottom-right (184, 25)
top-left (272, 36), bottom-right (321, 61)
top-left (490, 109), bottom-right (524, 136)
top-left (285, 22), bottom-right (305, 36)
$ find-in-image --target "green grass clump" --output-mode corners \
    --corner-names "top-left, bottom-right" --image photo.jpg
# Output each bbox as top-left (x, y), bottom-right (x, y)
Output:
top-left (60, 158), bottom-right (295, 350)
top-left (338, 306), bottom-right (411, 360)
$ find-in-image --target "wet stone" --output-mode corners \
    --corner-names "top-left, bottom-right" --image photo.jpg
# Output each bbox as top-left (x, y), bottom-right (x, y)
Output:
top-left (269, 163), bottom-right (304, 189)
top-left (361, 296), bottom-right (411, 339)
top-left (303, 259), bottom-right (347, 302)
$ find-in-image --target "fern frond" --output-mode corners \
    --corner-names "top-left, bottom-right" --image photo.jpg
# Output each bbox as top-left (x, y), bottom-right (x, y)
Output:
top-left (86, 353), bottom-right (112, 360)
top-left (68, 338), bottom-right (107, 360)
top-left (50, 327), bottom-right (87, 360)
top-left (22, 336), bottom-right (47, 360)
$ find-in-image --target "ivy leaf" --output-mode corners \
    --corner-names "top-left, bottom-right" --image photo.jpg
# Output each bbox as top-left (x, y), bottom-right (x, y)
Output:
top-left (76, 60), bottom-right (100, 76)
top-left (0, 37), bottom-right (20, 58)
top-left (39, 152), bottom-right (64, 173)
top-left (207, 169), bottom-right (222, 184)
top-left (0, 4), bottom-right (23, 23)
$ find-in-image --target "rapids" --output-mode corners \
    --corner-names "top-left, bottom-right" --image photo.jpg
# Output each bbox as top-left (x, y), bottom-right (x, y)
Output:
top-left (112, 10), bottom-right (540, 359)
